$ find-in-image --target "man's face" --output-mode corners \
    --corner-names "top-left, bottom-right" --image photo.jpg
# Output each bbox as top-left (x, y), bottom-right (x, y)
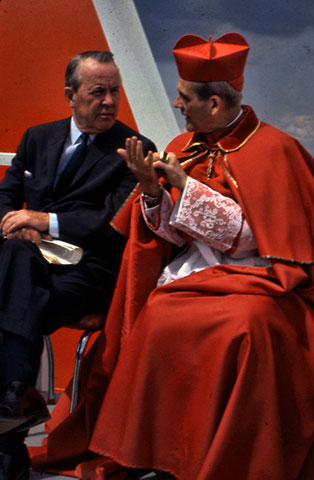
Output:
top-left (173, 78), bottom-right (217, 133)
top-left (65, 59), bottom-right (122, 134)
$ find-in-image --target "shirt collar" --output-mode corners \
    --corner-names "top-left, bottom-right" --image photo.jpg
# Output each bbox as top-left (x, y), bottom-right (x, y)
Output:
top-left (70, 117), bottom-right (96, 144)
top-left (225, 108), bottom-right (243, 128)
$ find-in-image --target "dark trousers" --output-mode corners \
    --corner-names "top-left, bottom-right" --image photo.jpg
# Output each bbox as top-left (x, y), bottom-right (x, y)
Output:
top-left (0, 237), bottom-right (115, 388)
top-left (0, 238), bottom-right (115, 454)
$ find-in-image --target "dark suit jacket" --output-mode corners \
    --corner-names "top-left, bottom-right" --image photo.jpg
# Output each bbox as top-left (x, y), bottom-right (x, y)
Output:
top-left (0, 117), bottom-right (156, 275)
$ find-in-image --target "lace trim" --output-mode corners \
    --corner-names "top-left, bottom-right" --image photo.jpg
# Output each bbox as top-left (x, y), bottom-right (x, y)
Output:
top-left (170, 177), bottom-right (243, 252)
top-left (142, 188), bottom-right (186, 247)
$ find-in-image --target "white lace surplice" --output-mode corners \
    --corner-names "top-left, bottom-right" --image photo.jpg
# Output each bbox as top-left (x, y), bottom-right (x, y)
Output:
top-left (142, 177), bottom-right (271, 286)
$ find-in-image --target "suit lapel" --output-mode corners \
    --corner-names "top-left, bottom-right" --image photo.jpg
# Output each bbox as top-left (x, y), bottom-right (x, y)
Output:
top-left (46, 118), bottom-right (71, 188)
top-left (70, 123), bottom-right (122, 185)
top-left (72, 142), bottom-right (105, 183)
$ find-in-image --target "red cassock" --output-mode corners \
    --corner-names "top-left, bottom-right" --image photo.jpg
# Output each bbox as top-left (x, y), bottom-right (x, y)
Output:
top-left (31, 107), bottom-right (314, 480)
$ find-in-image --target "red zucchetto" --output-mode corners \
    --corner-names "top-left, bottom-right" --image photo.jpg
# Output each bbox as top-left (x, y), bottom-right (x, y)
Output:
top-left (172, 32), bottom-right (250, 91)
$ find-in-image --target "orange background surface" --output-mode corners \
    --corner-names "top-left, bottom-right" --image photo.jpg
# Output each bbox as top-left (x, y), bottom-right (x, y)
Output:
top-left (0, 0), bottom-right (137, 391)
top-left (0, 0), bottom-right (137, 152)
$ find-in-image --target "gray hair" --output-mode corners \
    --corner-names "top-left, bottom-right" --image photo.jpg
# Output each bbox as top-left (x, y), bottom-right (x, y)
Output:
top-left (65, 51), bottom-right (116, 92)
top-left (192, 81), bottom-right (242, 109)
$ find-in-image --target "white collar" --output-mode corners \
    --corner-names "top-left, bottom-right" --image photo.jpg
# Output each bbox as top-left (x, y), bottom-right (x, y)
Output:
top-left (70, 117), bottom-right (96, 144)
top-left (226, 108), bottom-right (243, 128)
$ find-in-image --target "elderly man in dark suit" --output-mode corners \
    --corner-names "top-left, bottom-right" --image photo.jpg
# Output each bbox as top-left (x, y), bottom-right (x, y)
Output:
top-left (0, 50), bottom-right (156, 478)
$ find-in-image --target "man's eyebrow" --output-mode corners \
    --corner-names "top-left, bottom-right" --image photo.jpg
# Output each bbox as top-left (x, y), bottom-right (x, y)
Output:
top-left (89, 84), bottom-right (121, 91)
top-left (89, 85), bottom-right (105, 91)
top-left (178, 89), bottom-right (190, 101)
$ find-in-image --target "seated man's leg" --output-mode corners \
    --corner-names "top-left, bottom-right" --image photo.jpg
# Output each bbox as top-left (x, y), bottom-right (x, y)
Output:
top-left (0, 240), bottom-right (115, 478)
top-left (0, 238), bottom-right (50, 343)
top-left (42, 257), bottom-right (116, 334)
top-left (0, 333), bottom-right (43, 387)
top-left (0, 238), bottom-right (51, 392)
top-left (0, 333), bottom-right (45, 472)
top-left (0, 238), bottom-right (52, 478)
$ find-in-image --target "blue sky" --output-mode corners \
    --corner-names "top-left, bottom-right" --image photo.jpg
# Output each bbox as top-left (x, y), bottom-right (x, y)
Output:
top-left (134, 0), bottom-right (314, 154)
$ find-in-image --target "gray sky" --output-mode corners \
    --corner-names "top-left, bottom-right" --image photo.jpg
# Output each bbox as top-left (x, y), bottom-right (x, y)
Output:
top-left (134, 0), bottom-right (314, 154)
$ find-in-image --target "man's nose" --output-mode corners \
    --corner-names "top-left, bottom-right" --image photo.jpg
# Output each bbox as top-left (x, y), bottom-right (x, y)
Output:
top-left (173, 95), bottom-right (181, 109)
top-left (102, 92), bottom-right (114, 105)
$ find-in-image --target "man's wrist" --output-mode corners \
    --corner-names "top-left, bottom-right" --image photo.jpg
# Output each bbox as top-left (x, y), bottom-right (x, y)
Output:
top-left (141, 186), bottom-right (162, 207)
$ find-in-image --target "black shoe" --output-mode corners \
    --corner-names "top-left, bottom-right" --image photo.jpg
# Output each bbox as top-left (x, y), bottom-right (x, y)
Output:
top-left (0, 444), bottom-right (30, 480)
top-left (0, 381), bottom-right (50, 434)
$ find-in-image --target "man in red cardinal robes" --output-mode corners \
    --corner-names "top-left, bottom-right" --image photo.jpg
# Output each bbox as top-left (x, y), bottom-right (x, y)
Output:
top-left (31, 33), bottom-right (314, 480)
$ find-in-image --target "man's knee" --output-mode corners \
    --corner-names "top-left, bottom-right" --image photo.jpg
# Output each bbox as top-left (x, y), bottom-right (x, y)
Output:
top-left (0, 238), bottom-right (39, 256)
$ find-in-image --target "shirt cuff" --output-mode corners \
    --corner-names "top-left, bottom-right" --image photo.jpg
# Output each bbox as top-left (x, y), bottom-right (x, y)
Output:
top-left (49, 213), bottom-right (59, 238)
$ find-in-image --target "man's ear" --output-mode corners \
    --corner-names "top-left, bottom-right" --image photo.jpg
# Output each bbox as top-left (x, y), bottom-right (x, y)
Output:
top-left (210, 95), bottom-right (223, 114)
top-left (64, 87), bottom-right (75, 106)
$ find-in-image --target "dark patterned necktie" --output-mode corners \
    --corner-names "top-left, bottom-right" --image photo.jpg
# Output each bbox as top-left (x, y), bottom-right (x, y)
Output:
top-left (55, 133), bottom-right (89, 192)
